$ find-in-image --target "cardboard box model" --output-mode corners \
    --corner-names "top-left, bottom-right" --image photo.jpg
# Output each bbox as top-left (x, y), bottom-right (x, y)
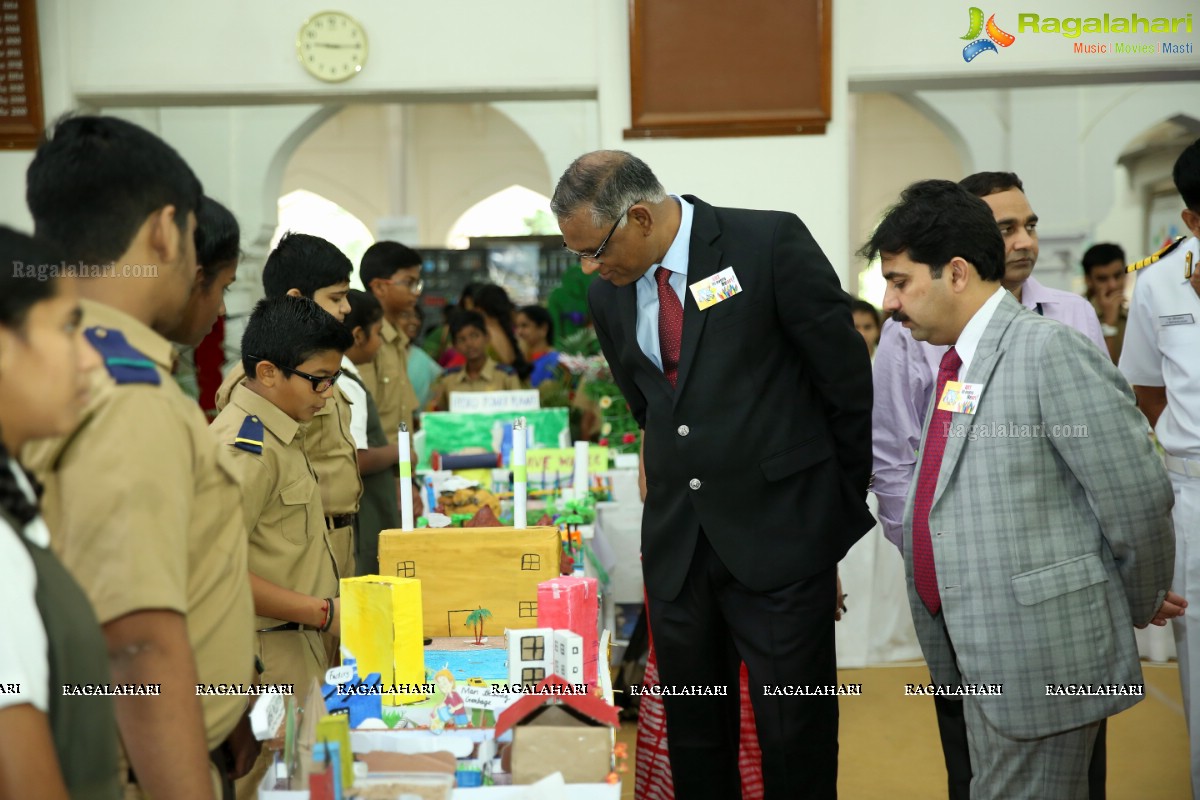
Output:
top-left (553, 631), bottom-right (584, 685)
top-left (494, 675), bottom-right (619, 785)
top-left (378, 526), bottom-right (559, 638)
top-left (505, 628), bottom-right (554, 688)
top-left (339, 576), bottom-right (425, 706)
top-left (537, 577), bottom-right (600, 685)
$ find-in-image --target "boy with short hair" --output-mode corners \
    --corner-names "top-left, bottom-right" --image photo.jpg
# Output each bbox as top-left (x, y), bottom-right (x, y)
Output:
top-left (341, 290), bottom-right (402, 573)
top-left (359, 241), bottom-right (423, 440)
top-left (427, 311), bottom-right (521, 411)
top-left (216, 233), bottom-right (363, 581)
top-left (209, 296), bottom-right (353, 798)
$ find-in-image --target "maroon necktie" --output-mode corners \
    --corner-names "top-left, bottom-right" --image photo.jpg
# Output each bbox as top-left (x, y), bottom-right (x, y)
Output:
top-left (912, 346), bottom-right (962, 615)
top-left (656, 266), bottom-right (683, 387)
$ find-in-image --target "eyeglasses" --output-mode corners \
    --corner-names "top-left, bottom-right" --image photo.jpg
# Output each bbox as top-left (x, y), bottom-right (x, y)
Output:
top-left (389, 277), bottom-right (424, 294)
top-left (246, 355), bottom-right (342, 393)
top-left (562, 202), bottom-right (639, 261)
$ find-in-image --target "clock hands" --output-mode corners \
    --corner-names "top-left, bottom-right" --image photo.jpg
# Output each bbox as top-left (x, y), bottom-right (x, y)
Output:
top-left (310, 42), bottom-right (357, 49)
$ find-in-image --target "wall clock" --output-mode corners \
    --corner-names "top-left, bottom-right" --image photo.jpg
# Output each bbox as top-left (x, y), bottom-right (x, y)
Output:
top-left (297, 11), bottom-right (367, 83)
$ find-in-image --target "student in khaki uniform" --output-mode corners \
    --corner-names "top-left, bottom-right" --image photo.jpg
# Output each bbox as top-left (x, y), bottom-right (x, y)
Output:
top-left (215, 233), bottom-right (362, 583)
top-left (209, 297), bottom-right (352, 799)
top-left (359, 241), bottom-right (423, 440)
top-left (22, 116), bottom-right (255, 800)
top-left (427, 311), bottom-right (521, 411)
top-left (342, 290), bottom-right (403, 574)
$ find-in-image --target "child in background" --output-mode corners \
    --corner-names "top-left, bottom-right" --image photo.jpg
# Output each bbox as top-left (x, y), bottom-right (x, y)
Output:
top-left (341, 290), bottom-right (402, 574)
top-left (426, 311), bottom-right (521, 412)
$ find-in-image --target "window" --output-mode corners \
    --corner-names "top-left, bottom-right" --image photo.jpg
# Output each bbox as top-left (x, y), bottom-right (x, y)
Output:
top-left (520, 635), bottom-right (545, 661)
top-left (396, 560), bottom-right (415, 578)
top-left (521, 667), bottom-right (546, 686)
top-left (521, 553), bottom-right (540, 571)
top-left (519, 601), bottom-right (537, 618)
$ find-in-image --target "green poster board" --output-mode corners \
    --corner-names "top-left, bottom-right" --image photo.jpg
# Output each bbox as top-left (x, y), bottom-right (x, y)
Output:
top-left (418, 408), bottom-right (570, 470)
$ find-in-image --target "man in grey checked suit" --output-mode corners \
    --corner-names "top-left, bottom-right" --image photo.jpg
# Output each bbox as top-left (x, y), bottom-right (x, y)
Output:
top-left (862, 179), bottom-right (1178, 799)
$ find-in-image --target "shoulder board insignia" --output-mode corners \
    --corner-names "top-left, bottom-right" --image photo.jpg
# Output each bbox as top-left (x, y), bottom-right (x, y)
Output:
top-left (234, 415), bottom-right (264, 455)
top-left (443, 366), bottom-right (464, 374)
top-left (496, 364), bottom-right (515, 375)
top-left (1127, 235), bottom-right (1186, 273)
top-left (84, 327), bottom-right (160, 385)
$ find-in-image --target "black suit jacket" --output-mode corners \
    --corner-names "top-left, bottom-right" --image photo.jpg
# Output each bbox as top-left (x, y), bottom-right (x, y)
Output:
top-left (589, 196), bottom-right (875, 601)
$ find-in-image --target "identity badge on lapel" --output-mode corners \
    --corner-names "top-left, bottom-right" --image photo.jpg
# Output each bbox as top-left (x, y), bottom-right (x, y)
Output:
top-left (688, 266), bottom-right (742, 310)
top-left (937, 380), bottom-right (983, 415)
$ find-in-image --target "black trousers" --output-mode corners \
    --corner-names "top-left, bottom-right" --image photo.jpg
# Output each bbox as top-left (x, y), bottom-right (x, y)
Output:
top-left (935, 695), bottom-right (1108, 799)
top-left (647, 532), bottom-right (838, 800)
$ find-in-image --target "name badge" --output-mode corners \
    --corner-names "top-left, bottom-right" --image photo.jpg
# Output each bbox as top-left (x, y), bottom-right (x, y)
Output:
top-left (689, 266), bottom-right (743, 311)
top-left (1160, 314), bottom-right (1195, 326)
top-left (937, 381), bottom-right (983, 415)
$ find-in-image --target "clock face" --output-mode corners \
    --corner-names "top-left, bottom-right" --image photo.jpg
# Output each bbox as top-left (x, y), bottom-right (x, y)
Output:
top-left (297, 11), bottom-right (367, 83)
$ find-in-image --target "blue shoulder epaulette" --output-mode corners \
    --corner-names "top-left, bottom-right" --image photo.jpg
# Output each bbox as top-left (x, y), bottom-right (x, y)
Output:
top-left (1127, 236), bottom-right (1185, 273)
top-left (496, 363), bottom-right (515, 375)
top-left (443, 365), bottom-right (464, 375)
top-left (234, 415), bottom-right (264, 455)
top-left (84, 327), bottom-right (160, 385)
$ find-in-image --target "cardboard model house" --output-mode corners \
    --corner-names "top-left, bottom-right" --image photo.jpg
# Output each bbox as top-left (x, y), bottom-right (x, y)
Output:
top-left (537, 576), bottom-right (600, 685)
top-left (377, 526), bottom-right (559, 638)
top-left (552, 630), bottom-right (584, 685)
top-left (494, 675), bottom-right (619, 785)
top-left (340, 576), bottom-right (426, 706)
top-left (505, 627), bottom-right (554, 688)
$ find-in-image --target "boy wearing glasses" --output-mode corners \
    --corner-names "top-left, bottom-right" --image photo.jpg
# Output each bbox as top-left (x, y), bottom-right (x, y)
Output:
top-left (359, 240), bottom-right (423, 442)
top-left (209, 296), bottom-right (354, 798)
top-left (216, 233), bottom-right (363, 584)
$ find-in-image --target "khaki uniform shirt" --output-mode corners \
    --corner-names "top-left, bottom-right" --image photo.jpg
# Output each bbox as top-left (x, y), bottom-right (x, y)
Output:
top-left (216, 363), bottom-right (362, 517)
top-left (22, 300), bottom-right (255, 752)
top-left (209, 384), bottom-right (339, 628)
top-left (428, 357), bottom-right (522, 411)
top-left (360, 318), bottom-right (419, 443)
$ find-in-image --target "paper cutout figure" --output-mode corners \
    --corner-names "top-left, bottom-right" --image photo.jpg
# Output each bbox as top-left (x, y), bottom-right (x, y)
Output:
top-left (430, 669), bottom-right (471, 732)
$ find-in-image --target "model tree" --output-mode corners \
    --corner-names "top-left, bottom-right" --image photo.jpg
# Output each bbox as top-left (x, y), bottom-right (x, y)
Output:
top-left (465, 606), bottom-right (493, 646)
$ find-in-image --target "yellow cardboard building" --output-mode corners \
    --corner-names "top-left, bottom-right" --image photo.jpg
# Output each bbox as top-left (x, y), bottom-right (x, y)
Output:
top-left (340, 575), bottom-right (425, 706)
top-left (377, 526), bottom-right (560, 638)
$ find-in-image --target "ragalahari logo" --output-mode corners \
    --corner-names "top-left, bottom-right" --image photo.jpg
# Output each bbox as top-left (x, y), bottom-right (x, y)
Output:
top-left (962, 8), bottom-right (1016, 62)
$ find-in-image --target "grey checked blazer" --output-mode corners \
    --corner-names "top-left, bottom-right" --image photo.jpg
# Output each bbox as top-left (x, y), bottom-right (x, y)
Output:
top-left (903, 292), bottom-right (1175, 739)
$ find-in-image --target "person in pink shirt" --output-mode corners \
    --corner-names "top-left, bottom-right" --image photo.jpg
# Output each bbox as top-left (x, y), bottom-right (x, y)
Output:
top-left (870, 171), bottom-right (1108, 800)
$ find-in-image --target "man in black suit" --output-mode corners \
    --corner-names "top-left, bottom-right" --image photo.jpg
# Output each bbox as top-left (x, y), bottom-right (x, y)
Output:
top-left (552, 151), bottom-right (874, 799)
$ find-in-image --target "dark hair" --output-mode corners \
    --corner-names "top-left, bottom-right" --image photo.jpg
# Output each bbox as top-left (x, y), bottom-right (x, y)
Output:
top-left (1174, 137), bottom-right (1200, 211)
top-left (360, 240), bottom-right (421, 287)
top-left (241, 296), bottom-right (354, 376)
top-left (959, 171), bottom-right (1024, 199)
top-left (194, 196), bottom-right (241, 284)
top-left (858, 179), bottom-right (1006, 282)
top-left (1081, 243), bottom-right (1126, 276)
top-left (517, 304), bottom-right (555, 346)
top-left (551, 150), bottom-right (667, 226)
top-left (473, 284), bottom-right (530, 379)
top-left (26, 114), bottom-right (202, 267)
top-left (262, 232), bottom-right (352, 299)
top-left (449, 310), bottom-right (488, 342)
top-left (459, 282), bottom-right (486, 308)
top-left (850, 299), bottom-right (881, 328)
top-left (345, 289), bottom-right (384, 336)
top-left (0, 226), bottom-right (61, 330)
top-left (0, 227), bottom-right (64, 525)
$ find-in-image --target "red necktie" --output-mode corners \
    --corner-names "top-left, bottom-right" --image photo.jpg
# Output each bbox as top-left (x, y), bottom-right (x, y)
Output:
top-left (912, 346), bottom-right (962, 615)
top-left (656, 266), bottom-right (683, 387)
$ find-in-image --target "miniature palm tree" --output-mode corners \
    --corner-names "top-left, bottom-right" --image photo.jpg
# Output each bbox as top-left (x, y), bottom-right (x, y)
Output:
top-left (464, 607), bottom-right (493, 646)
